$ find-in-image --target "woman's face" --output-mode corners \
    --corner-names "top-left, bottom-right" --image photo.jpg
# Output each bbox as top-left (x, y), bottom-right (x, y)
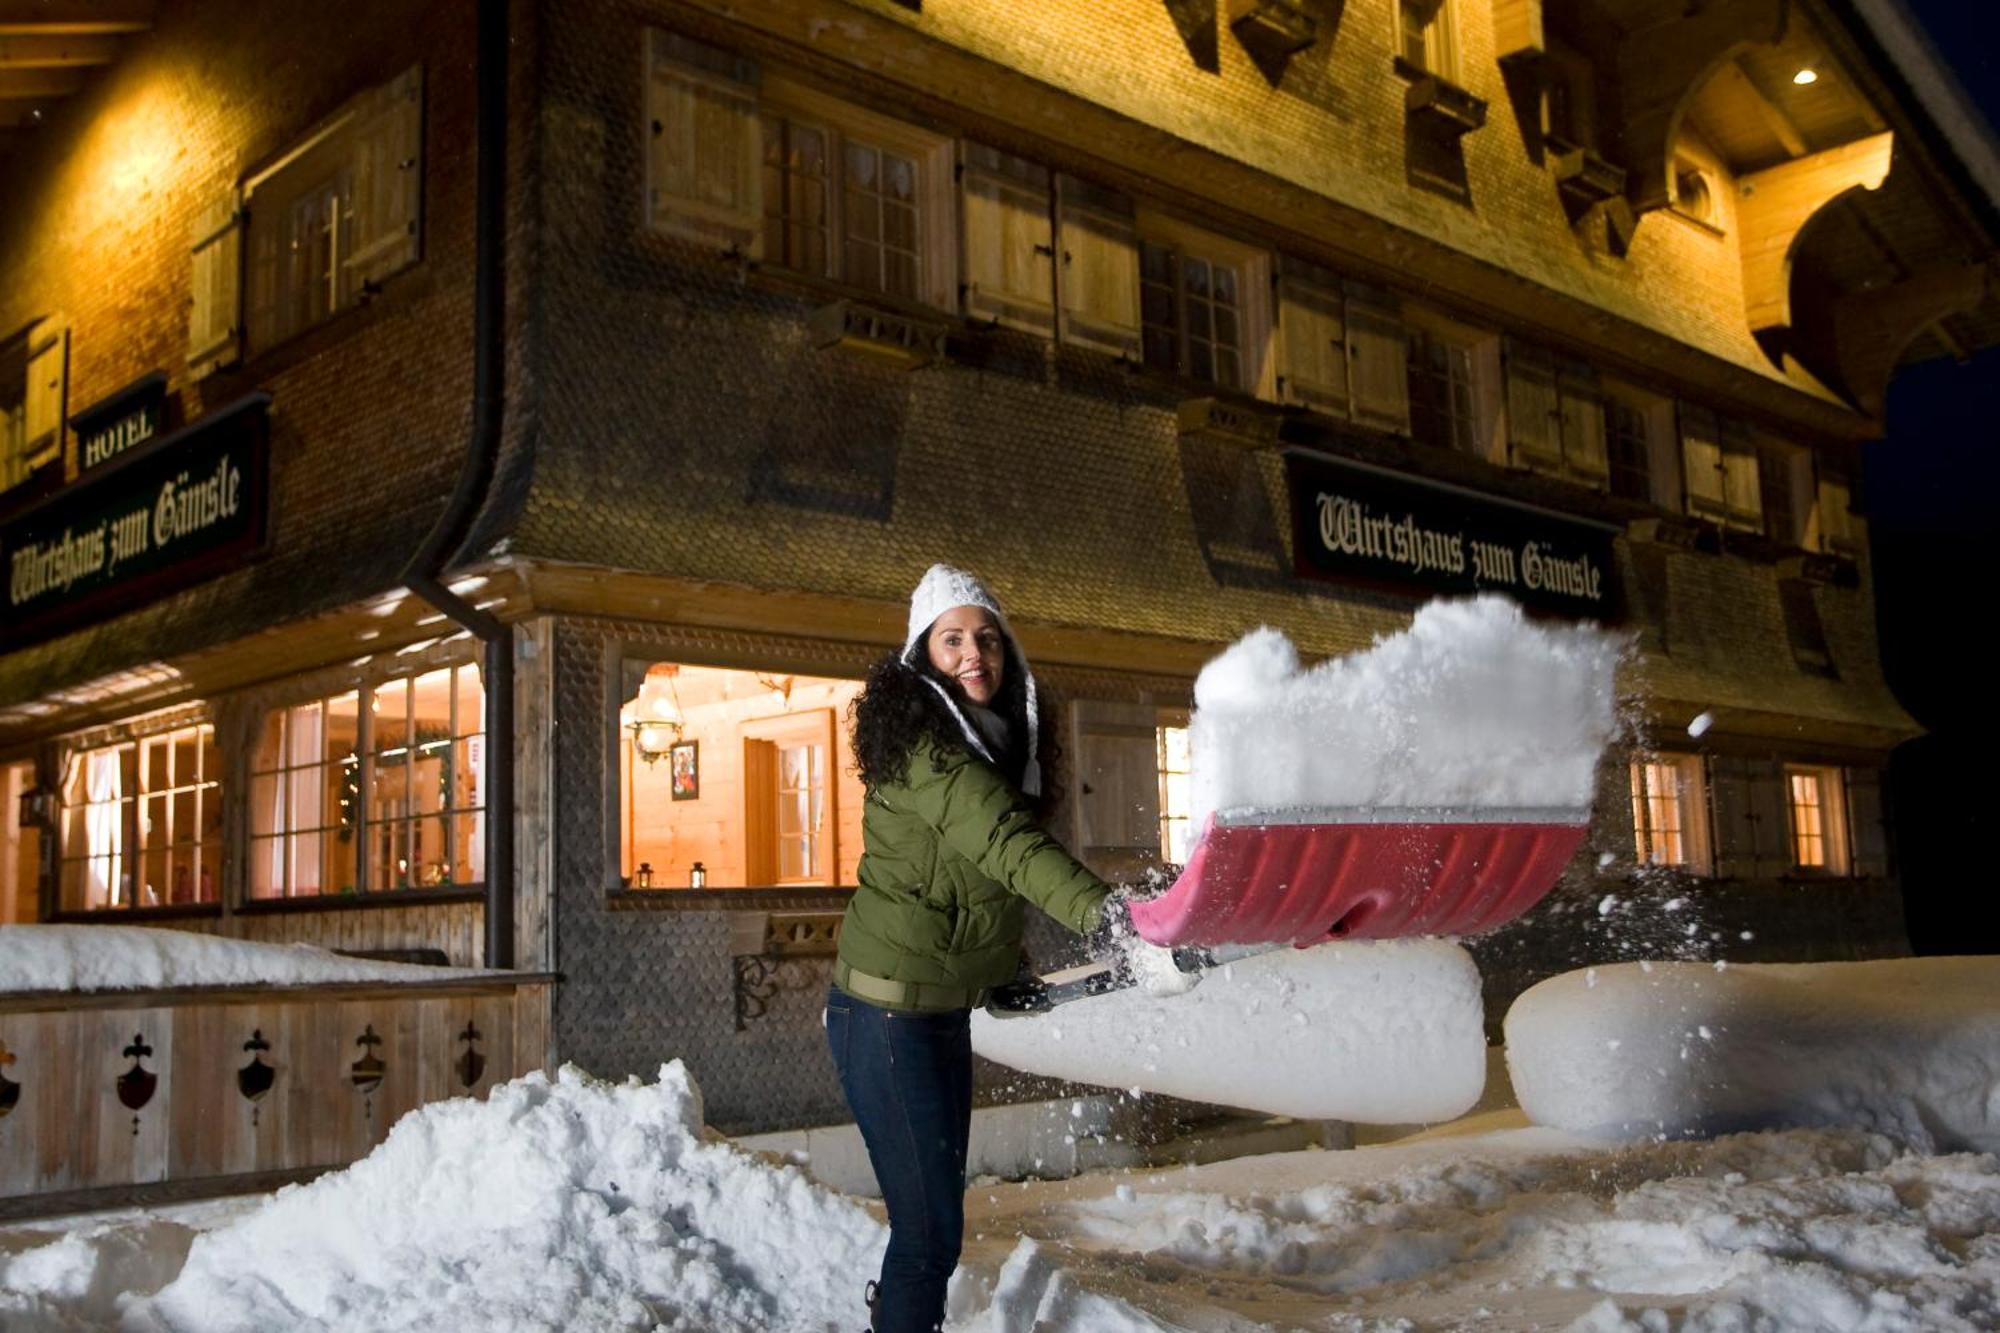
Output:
top-left (927, 605), bottom-right (1005, 706)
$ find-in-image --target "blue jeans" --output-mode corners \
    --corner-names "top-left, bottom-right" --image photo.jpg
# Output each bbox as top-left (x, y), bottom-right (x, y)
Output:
top-left (825, 985), bottom-right (973, 1333)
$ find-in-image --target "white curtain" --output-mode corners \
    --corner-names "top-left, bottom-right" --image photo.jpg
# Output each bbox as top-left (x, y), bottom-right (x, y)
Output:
top-left (85, 750), bottom-right (122, 908)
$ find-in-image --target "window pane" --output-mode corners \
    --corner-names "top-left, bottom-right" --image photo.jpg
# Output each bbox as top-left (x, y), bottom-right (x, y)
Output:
top-left (454, 665), bottom-right (484, 737)
top-left (290, 767), bottom-right (325, 833)
top-left (453, 809), bottom-right (484, 883)
top-left (144, 736), bottom-right (171, 793)
top-left (292, 830), bottom-right (325, 895)
top-left (413, 813), bottom-right (446, 886)
top-left (250, 835), bottom-right (282, 899)
top-left (197, 841), bottom-right (221, 904)
top-left (374, 678), bottom-right (411, 760)
top-left (450, 736), bottom-right (484, 812)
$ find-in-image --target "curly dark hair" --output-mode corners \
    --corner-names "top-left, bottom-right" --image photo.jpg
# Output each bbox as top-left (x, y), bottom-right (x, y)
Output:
top-left (849, 629), bottom-right (1063, 819)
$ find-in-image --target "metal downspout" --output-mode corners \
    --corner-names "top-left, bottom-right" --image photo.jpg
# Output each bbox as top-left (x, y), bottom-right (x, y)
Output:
top-left (401, 0), bottom-right (513, 968)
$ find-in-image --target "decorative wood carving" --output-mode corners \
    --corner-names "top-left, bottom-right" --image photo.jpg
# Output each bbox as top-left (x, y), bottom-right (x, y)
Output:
top-left (1741, 132), bottom-right (1896, 353)
top-left (1228, 0), bottom-right (1319, 83)
top-left (1614, 0), bottom-right (1786, 214)
top-left (1176, 396), bottom-right (1285, 448)
top-left (1405, 73), bottom-right (1488, 137)
top-left (806, 299), bottom-right (949, 368)
top-left (1832, 262), bottom-right (1989, 417)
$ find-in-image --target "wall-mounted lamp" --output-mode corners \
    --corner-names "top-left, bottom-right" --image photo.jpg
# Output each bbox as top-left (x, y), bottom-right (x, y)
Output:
top-left (755, 673), bottom-right (795, 707)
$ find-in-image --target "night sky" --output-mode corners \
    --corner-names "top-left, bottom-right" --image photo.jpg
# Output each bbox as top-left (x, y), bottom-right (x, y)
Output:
top-left (1862, 2), bottom-right (1995, 951)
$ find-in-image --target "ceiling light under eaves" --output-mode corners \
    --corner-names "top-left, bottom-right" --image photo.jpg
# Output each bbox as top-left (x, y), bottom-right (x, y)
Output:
top-left (1793, 68), bottom-right (1819, 85)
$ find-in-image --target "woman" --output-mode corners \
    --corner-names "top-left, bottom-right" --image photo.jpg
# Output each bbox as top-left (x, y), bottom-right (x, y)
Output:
top-left (828, 564), bottom-right (1118, 1333)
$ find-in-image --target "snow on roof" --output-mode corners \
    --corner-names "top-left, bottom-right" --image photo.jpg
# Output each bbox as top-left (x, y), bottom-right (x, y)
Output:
top-left (0, 925), bottom-right (497, 994)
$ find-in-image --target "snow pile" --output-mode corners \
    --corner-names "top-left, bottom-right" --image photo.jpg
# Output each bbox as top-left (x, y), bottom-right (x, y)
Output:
top-left (1190, 595), bottom-right (1622, 825)
top-left (1507, 956), bottom-right (2000, 1152)
top-left (121, 1062), bottom-right (886, 1333)
top-left (0, 925), bottom-right (487, 992)
top-left (1009, 1125), bottom-right (2000, 1330)
top-left (972, 939), bottom-right (1487, 1123)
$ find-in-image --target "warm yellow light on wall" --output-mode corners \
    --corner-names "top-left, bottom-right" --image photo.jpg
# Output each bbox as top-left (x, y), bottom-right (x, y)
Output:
top-left (1793, 68), bottom-right (1819, 85)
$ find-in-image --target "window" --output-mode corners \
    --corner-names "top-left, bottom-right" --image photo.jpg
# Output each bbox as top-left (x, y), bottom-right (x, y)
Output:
top-left (620, 663), bottom-right (864, 890)
top-left (1, 318), bottom-right (67, 493)
top-left (1785, 765), bottom-right (1849, 874)
top-left (1607, 397), bottom-right (1653, 501)
top-left (1408, 327), bottom-right (1479, 455)
top-left (239, 66), bottom-right (422, 356)
top-left (1760, 439), bottom-right (1813, 547)
top-left (646, 32), bottom-right (955, 311)
top-left (1679, 404), bottom-right (1762, 530)
top-left (1506, 341), bottom-right (1607, 484)
top-left (1629, 753), bottom-right (1711, 875)
top-left (3, 760), bottom-right (44, 923)
top-left (251, 665), bottom-right (482, 898)
top-left (1398, 0), bottom-right (1458, 79)
top-left (1137, 215), bottom-right (1270, 393)
top-left (1157, 721), bottom-right (1194, 865)
top-left (1674, 160), bottom-right (1720, 228)
top-left (58, 725), bottom-right (222, 912)
top-left (1809, 450), bottom-right (1860, 556)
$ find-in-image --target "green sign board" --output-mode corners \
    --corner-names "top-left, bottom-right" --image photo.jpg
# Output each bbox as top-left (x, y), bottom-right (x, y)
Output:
top-left (3, 394), bottom-right (269, 647)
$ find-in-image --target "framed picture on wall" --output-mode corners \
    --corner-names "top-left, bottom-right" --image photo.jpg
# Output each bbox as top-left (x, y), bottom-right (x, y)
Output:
top-left (669, 740), bottom-right (699, 801)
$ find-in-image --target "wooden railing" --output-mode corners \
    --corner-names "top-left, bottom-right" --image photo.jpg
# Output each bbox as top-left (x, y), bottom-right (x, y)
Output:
top-left (0, 973), bottom-right (553, 1219)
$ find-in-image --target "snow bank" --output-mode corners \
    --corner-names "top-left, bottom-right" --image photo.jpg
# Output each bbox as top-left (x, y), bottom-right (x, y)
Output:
top-left (123, 1062), bottom-right (886, 1333)
top-left (0, 925), bottom-right (489, 992)
top-left (1190, 595), bottom-right (1622, 825)
top-left (971, 939), bottom-right (1487, 1123)
top-left (1506, 956), bottom-right (2000, 1152)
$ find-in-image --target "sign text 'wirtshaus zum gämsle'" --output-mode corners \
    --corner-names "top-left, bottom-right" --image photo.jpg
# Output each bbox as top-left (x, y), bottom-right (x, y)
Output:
top-left (1286, 451), bottom-right (1621, 620)
top-left (2, 395), bottom-right (269, 646)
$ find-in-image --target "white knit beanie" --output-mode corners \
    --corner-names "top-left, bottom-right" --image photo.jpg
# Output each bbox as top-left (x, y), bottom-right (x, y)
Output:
top-left (901, 563), bottom-right (1042, 796)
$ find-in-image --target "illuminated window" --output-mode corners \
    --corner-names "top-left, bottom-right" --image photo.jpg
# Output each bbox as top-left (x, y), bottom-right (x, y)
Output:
top-left (621, 663), bottom-right (864, 890)
top-left (1157, 722), bottom-right (1194, 865)
top-left (59, 725), bottom-right (222, 912)
top-left (251, 665), bottom-right (483, 898)
top-left (1629, 753), bottom-right (1710, 874)
top-left (2, 760), bottom-right (41, 923)
top-left (1397, 0), bottom-right (1458, 80)
top-left (1785, 765), bottom-right (1849, 874)
top-left (0, 319), bottom-right (65, 494)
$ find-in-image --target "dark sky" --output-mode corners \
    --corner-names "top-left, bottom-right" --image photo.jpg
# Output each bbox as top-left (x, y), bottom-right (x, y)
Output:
top-left (1866, 1), bottom-right (1999, 541)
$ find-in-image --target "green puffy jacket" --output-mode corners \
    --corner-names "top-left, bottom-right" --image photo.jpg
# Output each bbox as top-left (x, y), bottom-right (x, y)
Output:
top-left (835, 741), bottom-right (1111, 1010)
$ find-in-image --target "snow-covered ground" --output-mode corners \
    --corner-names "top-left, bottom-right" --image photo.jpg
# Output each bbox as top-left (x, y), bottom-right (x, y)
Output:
top-left (3, 1059), bottom-right (1996, 1332)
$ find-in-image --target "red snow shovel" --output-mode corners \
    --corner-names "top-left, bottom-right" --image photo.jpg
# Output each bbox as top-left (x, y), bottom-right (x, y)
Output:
top-left (988, 806), bottom-right (1589, 1015)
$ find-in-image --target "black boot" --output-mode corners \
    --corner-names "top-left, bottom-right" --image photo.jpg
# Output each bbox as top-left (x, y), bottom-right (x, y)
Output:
top-left (863, 1279), bottom-right (880, 1332)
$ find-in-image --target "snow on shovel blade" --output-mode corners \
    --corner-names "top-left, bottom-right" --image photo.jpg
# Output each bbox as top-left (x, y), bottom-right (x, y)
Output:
top-left (1128, 807), bottom-right (1591, 948)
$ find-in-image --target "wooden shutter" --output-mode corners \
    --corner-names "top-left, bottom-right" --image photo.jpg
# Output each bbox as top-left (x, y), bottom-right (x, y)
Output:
top-left (1054, 174), bottom-right (1141, 358)
top-left (1845, 767), bottom-right (1889, 877)
top-left (1718, 418), bottom-right (1762, 530)
top-left (344, 66), bottom-right (424, 294)
top-left (1069, 700), bottom-right (1163, 874)
top-left (742, 738), bottom-right (778, 886)
top-left (22, 319), bottom-right (67, 468)
top-left (1344, 281), bottom-right (1409, 433)
top-left (1557, 360), bottom-right (1608, 483)
top-left (1679, 403), bottom-right (1726, 518)
top-left (1814, 453), bottom-right (1857, 555)
top-left (1505, 339), bottom-right (1562, 470)
top-left (188, 195), bottom-right (244, 377)
top-left (646, 30), bottom-right (762, 253)
top-left (960, 143), bottom-right (1055, 335)
top-left (1711, 756), bottom-right (1787, 879)
top-left (1276, 259), bottom-right (1349, 417)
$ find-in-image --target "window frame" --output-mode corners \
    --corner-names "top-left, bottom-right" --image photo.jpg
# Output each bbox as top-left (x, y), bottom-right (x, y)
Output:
top-left (1603, 380), bottom-right (1679, 509)
top-left (1397, 0), bottom-right (1460, 82)
top-left (1134, 209), bottom-right (1273, 396)
top-left (755, 75), bottom-right (958, 313)
top-left (1, 317), bottom-right (68, 495)
top-left (240, 65), bottom-right (424, 358)
top-left (56, 722), bottom-right (224, 914)
top-left (1629, 751), bottom-right (1713, 877)
top-left (1783, 763), bottom-right (1851, 876)
top-left (1156, 708), bottom-right (1194, 867)
top-left (1404, 307), bottom-right (1500, 461)
top-left (248, 660), bottom-right (486, 902)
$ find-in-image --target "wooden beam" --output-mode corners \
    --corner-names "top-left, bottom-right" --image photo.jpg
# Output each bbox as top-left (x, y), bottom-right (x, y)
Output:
top-left (1832, 262), bottom-right (1989, 416)
top-left (0, 0), bottom-right (152, 35)
top-left (1615, 0), bottom-right (1787, 213)
top-left (0, 64), bottom-right (82, 96)
top-left (0, 32), bottom-right (118, 65)
top-left (1715, 56), bottom-right (1807, 158)
top-left (1492, 0), bottom-right (1544, 63)
top-left (1741, 131), bottom-right (1896, 339)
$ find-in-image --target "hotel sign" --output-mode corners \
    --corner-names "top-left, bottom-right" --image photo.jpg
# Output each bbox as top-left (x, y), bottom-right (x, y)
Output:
top-left (71, 373), bottom-right (169, 475)
top-left (1286, 451), bottom-right (1621, 620)
top-left (3, 394), bottom-right (270, 646)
